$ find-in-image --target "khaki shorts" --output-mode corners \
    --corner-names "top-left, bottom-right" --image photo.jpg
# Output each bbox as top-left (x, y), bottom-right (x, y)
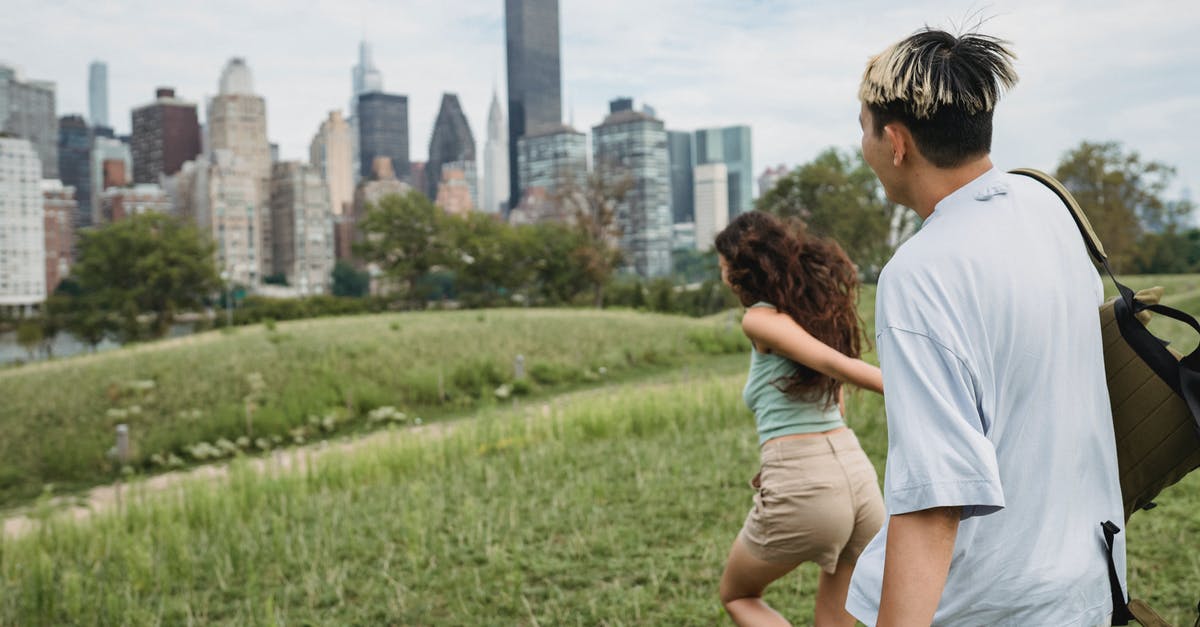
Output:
top-left (737, 428), bottom-right (884, 573)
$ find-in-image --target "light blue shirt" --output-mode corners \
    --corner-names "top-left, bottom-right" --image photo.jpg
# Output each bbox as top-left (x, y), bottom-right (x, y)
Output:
top-left (847, 169), bottom-right (1125, 626)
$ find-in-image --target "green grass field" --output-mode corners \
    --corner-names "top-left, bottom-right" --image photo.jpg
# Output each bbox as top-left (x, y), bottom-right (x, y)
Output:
top-left (0, 309), bottom-right (747, 508)
top-left (2, 277), bottom-right (1198, 625)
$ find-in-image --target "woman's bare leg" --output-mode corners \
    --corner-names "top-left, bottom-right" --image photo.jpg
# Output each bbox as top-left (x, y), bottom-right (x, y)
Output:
top-left (813, 561), bottom-right (858, 627)
top-left (719, 538), bottom-right (801, 626)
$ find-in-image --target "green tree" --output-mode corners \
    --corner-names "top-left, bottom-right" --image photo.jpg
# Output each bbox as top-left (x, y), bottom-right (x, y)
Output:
top-left (556, 165), bottom-right (631, 307)
top-left (15, 320), bottom-right (42, 361)
top-left (520, 222), bottom-right (590, 305)
top-left (330, 260), bottom-right (370, 298)
top-left (448, 211), bottom-right (532, 306)
top-left (70, 212), bottom-right (220, 341)
top-left (355, 191), bottom-right (454, 305)
top-left (1054, 141), bottom-right (1183, 272)
top-left (756, 148), bottom-right (908, 279)
top-left (38, 294), bottom-right (69, 357)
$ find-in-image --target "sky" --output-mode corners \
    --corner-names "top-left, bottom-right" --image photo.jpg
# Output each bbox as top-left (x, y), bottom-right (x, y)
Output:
top-left (3, 0), bottom-right (1198, 202)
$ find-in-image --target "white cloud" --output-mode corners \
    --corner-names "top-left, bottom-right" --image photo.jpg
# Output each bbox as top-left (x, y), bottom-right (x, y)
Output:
top-left (3, 0), bottom-right (1197, 197)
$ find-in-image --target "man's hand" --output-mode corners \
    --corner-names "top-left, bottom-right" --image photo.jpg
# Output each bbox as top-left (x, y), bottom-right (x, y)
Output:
top-left (876, 507), bottom-right (961, 626)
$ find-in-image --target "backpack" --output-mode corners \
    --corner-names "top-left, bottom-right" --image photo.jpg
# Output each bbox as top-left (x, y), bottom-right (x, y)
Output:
top-left (1012, 168), bottom-right (1200, 627)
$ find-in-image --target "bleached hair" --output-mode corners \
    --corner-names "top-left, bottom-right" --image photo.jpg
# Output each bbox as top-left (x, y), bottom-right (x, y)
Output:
top-left (859, 29), bottom-right (1018, 119)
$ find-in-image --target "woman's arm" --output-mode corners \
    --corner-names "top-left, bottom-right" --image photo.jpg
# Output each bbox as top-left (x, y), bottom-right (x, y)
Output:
top-left (742, 307), bottom-right (884, 394)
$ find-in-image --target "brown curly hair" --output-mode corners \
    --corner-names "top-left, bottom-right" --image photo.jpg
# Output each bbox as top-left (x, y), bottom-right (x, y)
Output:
top-left (715, 211), bottom-right (865, 408)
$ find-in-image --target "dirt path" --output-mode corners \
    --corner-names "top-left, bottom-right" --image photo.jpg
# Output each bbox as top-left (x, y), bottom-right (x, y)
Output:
top-left (2, 370), bottom-right (729, 539)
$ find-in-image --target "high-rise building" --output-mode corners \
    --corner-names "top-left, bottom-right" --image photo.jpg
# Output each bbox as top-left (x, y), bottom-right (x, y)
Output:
top-left (427, 93), bottom-right (475, 201)
top-left (356, 92), bottom-right (408, 181)
top-left (270, 162), bottom-right (334, 295)
top-left (90, 135), bottom-right (131, 225)
top-left (178, 150), bottom-right (265, 287)
top-left (482, 89), bottom-right (510, 215)
top-left (57, 115), bottom-right (92, 232)
top-left (758, 164), bottom-right (788, 197)
top-left (41, 179), bottom-right (75, 294)
top-left (693, 126), bottom-right (752, 220)
top-left (693, 163), bottom-right (729, 252)
top-left (310, 110), bottom-right (354, 216)
top-left (592, 100), bottom-right (672, 278)
top-left (667, 130), bottom-right (694, 224)
top-left (131, 88), bottom-right (201, 184)
top-left (0, 138), bottom-right (46, 311)
top-left (0, 64), bottom-right (57, 178)
top-left (208, 58), bottom-right (272, 280)
top-left (441, 159), bottom-right (478, 210)
top-left (505, 0), bottom-right (562, 209)
top-left (349, 40), bottom-right (385, 183)
top-left (435, 168), bottom-right (474, 217)
top-left (516, 124), bottom-right (586, 207)
top-left (88, 61), bottom-right (108, 128)
top-left (99, 184), bottom-right (171, 223)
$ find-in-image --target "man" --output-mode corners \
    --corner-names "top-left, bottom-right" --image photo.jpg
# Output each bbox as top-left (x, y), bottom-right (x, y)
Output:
top-left (846, 29), bottom-right (1126, 625)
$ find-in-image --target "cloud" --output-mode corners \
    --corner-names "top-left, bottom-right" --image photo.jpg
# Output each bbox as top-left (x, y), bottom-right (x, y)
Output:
top-left (4, 0), bottom-right (1197, 197)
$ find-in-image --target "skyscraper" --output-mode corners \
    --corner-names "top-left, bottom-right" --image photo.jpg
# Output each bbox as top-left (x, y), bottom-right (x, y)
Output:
top-left (693, 163), bottom-right (728, 252)
top-left (505, 0), bottom-right (562, 209)
top-left (349, 40), bottom-right (385, 183)
top-left (356, 92), bottom-right (409, 181)
top-left (90, 134), bottom-right (131, 226)
top-left (482, 89), bottom-right (510, 215)
top-left (426, 93), bottom-right (475, 201)
top-left (593, 100), bottom-right (672, 278)
top-left (693, 126), bottom-right (752, 220)
top-left (758, 164), bottom-right (788, 198)
top-left (208, 58), bottom-right (272, 279)
top-left (88, 61), bottom-right (109, 128)
top-left (0, 64), bottom-right (57, 178)
top-left (57, 115), bottom-right (92, 231)
top-left (0, 138), bottom-right (46, 312)
top-left (270, 162), bottom-right (334, 295)
top-left (41, 179), bottom-right (75, 293)
top-left (131, 88), bottom-right (201, 184)
top-left (516, 124), bottom-right (586, 205)
top-left (310, 110), bottom-right (354, 216)
top-left (667, 130), bottom-right (694, 224)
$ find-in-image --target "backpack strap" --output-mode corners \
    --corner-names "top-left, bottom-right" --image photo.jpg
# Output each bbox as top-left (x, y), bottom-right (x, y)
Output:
top-left (1010, 168), bottom-right (1200, 435)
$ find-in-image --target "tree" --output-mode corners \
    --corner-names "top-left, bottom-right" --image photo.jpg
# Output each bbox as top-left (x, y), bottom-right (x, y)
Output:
top-left (447, 211), bottom-right (532, 305)
top-left (756, 148), bottom-right (909, 279)
top-left (69, 212), bottom-right (220, 341)
top-left (39, 294), bottom-right (69, 357)
top-left (355, 190), bottom-right (454, 305)
top-left (1054, 141), bottom-right (1183, 272)
top-left (330, 260), bottom-right (370, 298)
top-left (520, 222), bottom-right (590, 305)
top-left (556, 165), bottom-right (632, 307)
top-left (15, 320), bottom-right (42, 361)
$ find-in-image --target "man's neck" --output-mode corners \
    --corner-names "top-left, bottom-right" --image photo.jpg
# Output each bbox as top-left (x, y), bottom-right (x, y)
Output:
top-left (908, 157), bottom-right (995, 220)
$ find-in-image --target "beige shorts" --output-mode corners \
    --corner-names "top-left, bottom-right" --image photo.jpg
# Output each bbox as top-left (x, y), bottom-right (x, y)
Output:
top-left (737, 428), bottom-right (884, 573)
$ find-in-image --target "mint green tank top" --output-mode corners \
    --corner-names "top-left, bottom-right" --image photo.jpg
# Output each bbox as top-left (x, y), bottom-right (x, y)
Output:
top-left (742, 302), bottom-right (844, 445)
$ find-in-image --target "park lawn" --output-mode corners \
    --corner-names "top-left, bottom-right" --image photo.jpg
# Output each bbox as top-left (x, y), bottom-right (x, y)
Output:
top-left (0, 308), bottom-right (748, 508)
top-left (2, 368), bottom-right (1197, 626)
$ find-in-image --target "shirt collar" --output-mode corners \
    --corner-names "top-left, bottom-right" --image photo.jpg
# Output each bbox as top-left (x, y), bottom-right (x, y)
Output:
top-left (926, 167), bottom-right (1003, 225)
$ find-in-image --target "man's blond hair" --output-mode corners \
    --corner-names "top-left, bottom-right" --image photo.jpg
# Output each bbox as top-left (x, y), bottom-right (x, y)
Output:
top-left (859, 29), bottom-right (1018, 119)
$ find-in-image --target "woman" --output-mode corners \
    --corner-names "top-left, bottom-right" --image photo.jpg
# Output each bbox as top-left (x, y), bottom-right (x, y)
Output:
top-left (715, 211), bottom-right (884, 627)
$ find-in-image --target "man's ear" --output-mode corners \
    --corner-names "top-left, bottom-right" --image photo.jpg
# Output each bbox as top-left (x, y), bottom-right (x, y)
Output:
top-left (883, 123), bottom-right (909, 167)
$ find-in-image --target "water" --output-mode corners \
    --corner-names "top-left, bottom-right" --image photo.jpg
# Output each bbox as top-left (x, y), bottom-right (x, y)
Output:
top-left (0, 324), bottom-right (198, 367)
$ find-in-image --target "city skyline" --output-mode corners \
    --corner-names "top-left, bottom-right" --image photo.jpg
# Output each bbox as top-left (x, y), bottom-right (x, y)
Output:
top-left (2, 0), bottom-right (1197, 201)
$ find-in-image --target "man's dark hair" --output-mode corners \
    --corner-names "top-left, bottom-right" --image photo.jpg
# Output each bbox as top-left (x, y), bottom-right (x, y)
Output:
top-left (860, 29), bottom-right (1018, 169)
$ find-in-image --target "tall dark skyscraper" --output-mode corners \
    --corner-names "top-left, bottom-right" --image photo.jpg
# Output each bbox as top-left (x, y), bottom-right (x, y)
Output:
top-left (667, 131), bottom-right (694, 224)
top-left (505, 0), bottom-right (562, 211)
top-left (57, 115), bottom-right (92, 231)
top-left (426, 93), bottom-right (476, 201)
top-left (356, 92), bottom-right (409, 182)
top-left (130, 88), bottom-right (201, 184)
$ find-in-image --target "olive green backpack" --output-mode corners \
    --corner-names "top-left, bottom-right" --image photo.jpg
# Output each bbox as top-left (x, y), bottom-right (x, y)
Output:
top-left (1012, 169), bottom-right (1200, 627)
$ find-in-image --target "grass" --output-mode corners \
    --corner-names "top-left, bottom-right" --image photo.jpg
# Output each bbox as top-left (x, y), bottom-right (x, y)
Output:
top-left (0, 308), bottom-right (748, 508)
top-left (1, 368), bottom-right (1195, 625)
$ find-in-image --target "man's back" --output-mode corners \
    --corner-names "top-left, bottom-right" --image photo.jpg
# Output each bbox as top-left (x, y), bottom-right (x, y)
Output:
top-left (847, 168), bottom-right (1126, 625)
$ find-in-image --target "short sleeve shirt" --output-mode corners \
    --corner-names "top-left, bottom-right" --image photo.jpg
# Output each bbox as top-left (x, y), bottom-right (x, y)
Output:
top-left (846, 169), bottom-right (1126, 626)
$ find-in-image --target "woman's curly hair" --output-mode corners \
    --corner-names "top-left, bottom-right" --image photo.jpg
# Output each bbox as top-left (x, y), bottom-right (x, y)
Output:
top-left (715, 211), bottom-right (865, 407)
